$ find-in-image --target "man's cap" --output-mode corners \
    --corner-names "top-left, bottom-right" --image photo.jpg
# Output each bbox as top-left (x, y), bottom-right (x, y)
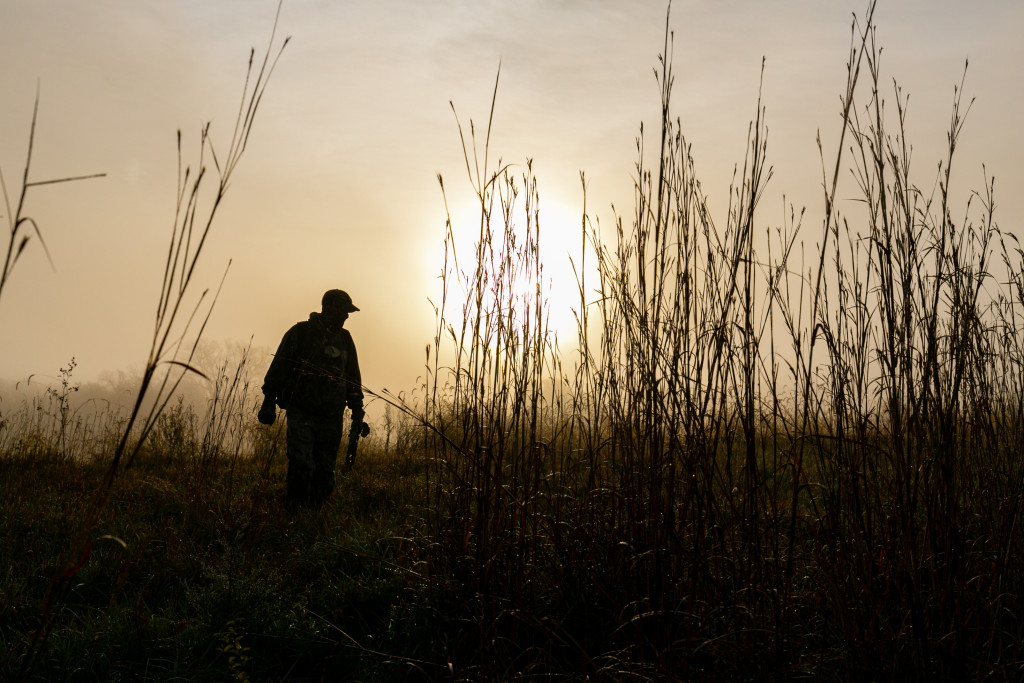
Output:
top-left (322, 289), bottom-right (359, 312)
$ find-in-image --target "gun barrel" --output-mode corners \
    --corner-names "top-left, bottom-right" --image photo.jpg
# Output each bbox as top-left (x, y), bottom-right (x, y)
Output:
top-left (345, 419), bottom-right (362, 468)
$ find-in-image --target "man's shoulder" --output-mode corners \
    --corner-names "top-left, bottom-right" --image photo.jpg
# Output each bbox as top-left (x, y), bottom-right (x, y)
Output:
top-left (280, 319), bottom-right (314, 346)
top-left (285, 318), bottom-right (314, 334)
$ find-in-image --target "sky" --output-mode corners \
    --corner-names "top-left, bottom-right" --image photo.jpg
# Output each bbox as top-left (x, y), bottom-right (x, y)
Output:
top-left (1, 0), bottom-right (1022, 415)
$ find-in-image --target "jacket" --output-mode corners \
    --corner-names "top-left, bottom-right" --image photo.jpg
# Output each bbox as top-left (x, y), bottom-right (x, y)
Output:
top-left (262, 312), bottom-right (362, 418)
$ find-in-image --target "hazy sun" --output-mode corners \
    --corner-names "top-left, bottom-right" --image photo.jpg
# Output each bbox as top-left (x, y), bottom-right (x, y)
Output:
top-left (430, 192), bottom-right (596, 351)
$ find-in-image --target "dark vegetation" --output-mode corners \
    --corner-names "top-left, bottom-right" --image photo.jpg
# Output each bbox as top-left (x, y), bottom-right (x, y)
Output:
top-left (4, 2), bottom-right (1024, 680)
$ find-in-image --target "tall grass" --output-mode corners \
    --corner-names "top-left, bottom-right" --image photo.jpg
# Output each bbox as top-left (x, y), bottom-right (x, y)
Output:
top-left (10, 5), bottom-right (289, 677)
top-left (402, 1), bottom-right (1024, 679)
top-left (0, 361), bottom-right (129, 464)
top-left (0, 95), bottom-right (105, 305)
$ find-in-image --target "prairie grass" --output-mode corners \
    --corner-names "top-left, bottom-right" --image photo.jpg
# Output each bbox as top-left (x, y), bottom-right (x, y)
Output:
top-left (3, 2), bottom-right (289, 677)
top-left (3, 1), bottom-right (1024, 681)
top-left (0, 441), bottom-right (419, 681)
top-left (400, 1), bottom-right (1024, 680)
top-left (1, 99), bottom-right (105, 305)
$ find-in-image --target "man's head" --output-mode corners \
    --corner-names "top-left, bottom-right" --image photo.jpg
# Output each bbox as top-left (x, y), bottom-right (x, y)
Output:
top-left (321, 289), bottom-right (359, 328)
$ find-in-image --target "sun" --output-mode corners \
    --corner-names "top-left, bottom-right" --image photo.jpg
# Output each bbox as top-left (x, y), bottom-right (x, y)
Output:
top-left (429, 191), bottom-right (597, 352)
top-left (530, 198), bottom-right (596, 348)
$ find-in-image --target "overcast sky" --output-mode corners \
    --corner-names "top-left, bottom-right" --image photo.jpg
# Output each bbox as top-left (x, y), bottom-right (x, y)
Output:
top-left (1, 0), bottom-right (1022, 409)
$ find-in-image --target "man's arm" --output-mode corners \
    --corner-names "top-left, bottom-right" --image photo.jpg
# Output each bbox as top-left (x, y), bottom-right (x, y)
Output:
top-left (262, 325), bottom-right (296, 401)
top-left (259, 323), bottom-right (301, 425)
top-left (343, 331), bottom-right (364, 415)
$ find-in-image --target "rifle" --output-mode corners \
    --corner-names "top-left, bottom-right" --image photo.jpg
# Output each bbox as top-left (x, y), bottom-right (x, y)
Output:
top-left (345, 409), bottom-right (370, 469)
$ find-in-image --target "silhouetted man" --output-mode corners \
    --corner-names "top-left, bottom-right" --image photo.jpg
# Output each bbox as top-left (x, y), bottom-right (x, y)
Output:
top-left (258, 289), bottom-right (364, 508)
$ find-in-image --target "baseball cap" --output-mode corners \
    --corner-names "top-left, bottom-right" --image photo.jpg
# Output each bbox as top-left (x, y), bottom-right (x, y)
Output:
top-left (322, 289), bottom-right (359, 312)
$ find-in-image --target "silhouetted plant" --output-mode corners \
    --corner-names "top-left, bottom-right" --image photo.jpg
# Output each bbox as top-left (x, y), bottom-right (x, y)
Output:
top-left (16, 4), bottom-right (289, 677)
top-left (0, 96), bottom-right (104, 305)
top-left (396, 0), bottom-right (1024, 679)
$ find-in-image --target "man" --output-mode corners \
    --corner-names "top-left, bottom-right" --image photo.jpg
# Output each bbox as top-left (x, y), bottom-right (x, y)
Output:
top-left (258, 289), bottom-right (364, 508)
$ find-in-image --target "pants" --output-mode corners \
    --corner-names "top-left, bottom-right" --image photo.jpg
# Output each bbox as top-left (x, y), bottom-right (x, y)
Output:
top-left (285, 407), bottom-right (345, 507)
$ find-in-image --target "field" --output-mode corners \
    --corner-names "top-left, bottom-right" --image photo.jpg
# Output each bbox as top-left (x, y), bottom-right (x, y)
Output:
top-left (4, 2), bottom-right (1024, 680)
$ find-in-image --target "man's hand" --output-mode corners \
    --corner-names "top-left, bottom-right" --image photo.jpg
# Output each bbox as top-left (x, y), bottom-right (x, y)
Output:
top-left (345, 409), bottom-right (370, 469)
top-left (258, 395), bottom-right (277, 425)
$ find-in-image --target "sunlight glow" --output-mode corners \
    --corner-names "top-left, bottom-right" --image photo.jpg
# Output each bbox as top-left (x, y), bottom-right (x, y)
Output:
top-left (431, 191), bottom-right (596, 354)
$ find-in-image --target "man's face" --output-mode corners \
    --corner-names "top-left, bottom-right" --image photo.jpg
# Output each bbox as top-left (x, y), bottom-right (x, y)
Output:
top-left (323, 303), bottom-right (349, 329)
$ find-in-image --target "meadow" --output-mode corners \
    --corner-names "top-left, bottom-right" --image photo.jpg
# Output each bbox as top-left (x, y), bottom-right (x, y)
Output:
top-left (4, 2), bottom-right (1024, 680)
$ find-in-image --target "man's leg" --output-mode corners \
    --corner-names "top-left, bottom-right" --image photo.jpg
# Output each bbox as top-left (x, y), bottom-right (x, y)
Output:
top-left (310, 415), bottom-right (345, 506)
top-left (285, 409), bottom-right (317, 508)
